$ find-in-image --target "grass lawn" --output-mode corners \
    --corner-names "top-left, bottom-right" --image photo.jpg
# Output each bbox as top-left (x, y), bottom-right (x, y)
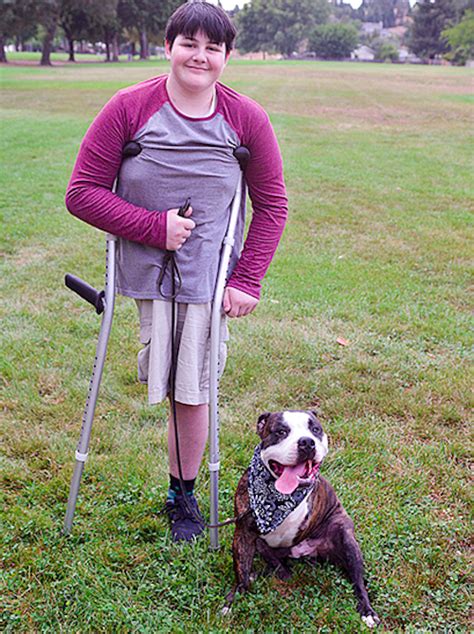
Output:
top-left (0, 58), bottom-right (472, 632)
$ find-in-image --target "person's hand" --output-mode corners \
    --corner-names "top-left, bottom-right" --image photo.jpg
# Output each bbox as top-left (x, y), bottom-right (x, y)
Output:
top-left (223, 287), bottom-right (259, 318)
top-left (166, 206), bottom-right (195, 250)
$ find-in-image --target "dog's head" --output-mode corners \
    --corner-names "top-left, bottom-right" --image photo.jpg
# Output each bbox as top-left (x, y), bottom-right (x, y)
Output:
top-left (257, 410), bottom-right (328, 495)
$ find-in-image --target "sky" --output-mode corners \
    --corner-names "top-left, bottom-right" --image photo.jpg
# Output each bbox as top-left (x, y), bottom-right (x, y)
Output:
top-left (213, 0), bottom-right (366, 9)
top-left (212, 0), bottom-right (416, 10)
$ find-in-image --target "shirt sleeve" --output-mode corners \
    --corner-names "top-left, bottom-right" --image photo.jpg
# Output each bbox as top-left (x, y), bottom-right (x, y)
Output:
top-left (65, 91), bottom-right (167, 249)
top-left (226, 110), bottom-right (288, 300)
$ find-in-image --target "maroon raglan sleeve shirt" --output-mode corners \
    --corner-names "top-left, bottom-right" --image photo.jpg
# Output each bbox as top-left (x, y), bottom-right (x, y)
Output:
top-left (66, 75), bottom-right (287, 302)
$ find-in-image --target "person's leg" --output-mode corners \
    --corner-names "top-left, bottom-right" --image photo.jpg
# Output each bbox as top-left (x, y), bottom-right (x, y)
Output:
top-left (168, 401), bottom-right (208, 480)
top-left (166, 400), bottom-right (208, 542)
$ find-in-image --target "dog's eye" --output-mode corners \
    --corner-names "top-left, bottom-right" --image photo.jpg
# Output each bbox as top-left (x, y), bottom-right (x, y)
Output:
top-left (310, 423), bottom-right (322, 435)
top-left (275, 429), bottom-right (288, 438)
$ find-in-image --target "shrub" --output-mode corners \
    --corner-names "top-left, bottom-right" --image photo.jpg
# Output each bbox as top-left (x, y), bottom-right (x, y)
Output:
top-left (308, 22), bottom-right (359, 59)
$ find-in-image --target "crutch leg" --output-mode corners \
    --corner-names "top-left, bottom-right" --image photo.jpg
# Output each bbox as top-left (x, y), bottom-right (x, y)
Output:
top-left (63, 234), bottom-right (117, 535)
top-left (209, 166), bottom-right (246, 549)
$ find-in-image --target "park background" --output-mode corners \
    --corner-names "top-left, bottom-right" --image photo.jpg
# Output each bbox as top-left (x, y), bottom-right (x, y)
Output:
top-left (1, 0), bottom-right (473, 632)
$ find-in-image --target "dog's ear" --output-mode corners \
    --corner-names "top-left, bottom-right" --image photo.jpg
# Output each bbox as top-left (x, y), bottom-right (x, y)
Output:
top-left (310, 409), bottom-right (320, 420)
top-left (256, 412), bottom-right (271, 438)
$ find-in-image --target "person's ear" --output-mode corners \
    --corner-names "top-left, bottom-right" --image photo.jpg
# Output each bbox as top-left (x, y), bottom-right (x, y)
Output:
top-left (165, 40), bottom-right (172, 60)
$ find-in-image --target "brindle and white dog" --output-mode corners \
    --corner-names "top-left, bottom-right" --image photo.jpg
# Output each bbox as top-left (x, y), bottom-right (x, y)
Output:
top-left (224, 410), bottom-right (380, 628)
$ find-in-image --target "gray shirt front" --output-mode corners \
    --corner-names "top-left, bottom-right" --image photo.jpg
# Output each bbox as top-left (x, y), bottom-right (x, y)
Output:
top-left (116, 101), bottom-right (243, 302)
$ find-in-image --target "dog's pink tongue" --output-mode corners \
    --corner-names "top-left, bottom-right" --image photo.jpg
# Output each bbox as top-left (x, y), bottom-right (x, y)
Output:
top-left (275, 463), bottom-right (307, 494)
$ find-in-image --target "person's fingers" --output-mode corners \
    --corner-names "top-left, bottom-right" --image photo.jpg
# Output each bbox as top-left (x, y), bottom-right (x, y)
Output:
top-left (223, 289), bottom-right (232, 314)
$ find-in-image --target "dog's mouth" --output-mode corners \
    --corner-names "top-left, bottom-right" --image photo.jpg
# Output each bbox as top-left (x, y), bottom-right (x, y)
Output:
top-left (269, 459), bottom-right (321, 495)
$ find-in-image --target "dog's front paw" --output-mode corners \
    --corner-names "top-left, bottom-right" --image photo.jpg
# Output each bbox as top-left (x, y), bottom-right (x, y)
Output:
top-left (361, 613), bottom-right (380, 629)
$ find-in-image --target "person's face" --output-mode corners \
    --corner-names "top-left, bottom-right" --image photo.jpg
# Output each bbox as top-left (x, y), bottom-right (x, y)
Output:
top-left (165, 30), bottom-right (229, 94)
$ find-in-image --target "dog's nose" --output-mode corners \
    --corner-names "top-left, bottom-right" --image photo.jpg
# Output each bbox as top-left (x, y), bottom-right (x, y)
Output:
top-left (298, 437), bottom-right (315, 451)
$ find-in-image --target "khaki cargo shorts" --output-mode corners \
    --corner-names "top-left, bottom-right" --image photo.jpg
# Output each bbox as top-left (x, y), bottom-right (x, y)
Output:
top-left (136, 299), bottom-right (228, 406)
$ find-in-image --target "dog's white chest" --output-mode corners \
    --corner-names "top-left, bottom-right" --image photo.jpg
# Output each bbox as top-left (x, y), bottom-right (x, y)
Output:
top-left (261, 498), bottom-right (309, 548)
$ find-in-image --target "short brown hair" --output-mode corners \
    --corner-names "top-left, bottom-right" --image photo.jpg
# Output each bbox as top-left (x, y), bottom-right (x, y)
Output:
top-left (165, 1), bottom-right (237, 55)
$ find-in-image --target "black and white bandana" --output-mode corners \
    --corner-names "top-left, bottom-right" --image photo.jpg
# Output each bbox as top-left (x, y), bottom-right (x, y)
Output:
top-left (248, 444), bottom-right (316, 535)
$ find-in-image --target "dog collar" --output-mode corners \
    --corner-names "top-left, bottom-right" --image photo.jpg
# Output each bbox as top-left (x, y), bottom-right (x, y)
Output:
top-left (248, 444), bottom-right (317, 535)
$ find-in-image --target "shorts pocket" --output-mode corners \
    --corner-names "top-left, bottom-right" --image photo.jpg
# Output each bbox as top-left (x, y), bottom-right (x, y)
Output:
top-left (137, 340), bottom-right (151, 384)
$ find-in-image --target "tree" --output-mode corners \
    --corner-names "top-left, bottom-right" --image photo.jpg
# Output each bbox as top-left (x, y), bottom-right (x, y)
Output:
top-left (60, 0), bottom-right (91, 61)
top-left (0, 0), bottom-right (37, 62)
top-left (236, 0), bottom-right (331, 57)
top-left (442, 9), bottom-right (474, 64)
top-left (375, 39), bottom-right (399, 61)
top-left (308, 22), bottom-right (359, 59)
top-left (407, 0), bottom-right (471, 60)
top-left (35, 0), bottom-right (61, 65)
top-left (0, 0), bottom-right (20, 62)
top-left (118, 0), bottom-right (180, 60)
top-left (357, 0), bottom-right (397, 28)
top-left (83, 0), bottom-right (120, 62)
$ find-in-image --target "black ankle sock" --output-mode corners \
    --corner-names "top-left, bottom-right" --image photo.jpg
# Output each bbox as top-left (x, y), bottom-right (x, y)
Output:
top-left (169, 474), bottom-right (195, 498)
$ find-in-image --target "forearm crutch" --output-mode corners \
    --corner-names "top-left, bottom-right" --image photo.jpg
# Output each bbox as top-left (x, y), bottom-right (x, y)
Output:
top-left (63, 235), bottom-right (117, 535)
top-left (209, 146), bottom-right (250, 549)
top-left (63, 142), bottom-right (141, 535)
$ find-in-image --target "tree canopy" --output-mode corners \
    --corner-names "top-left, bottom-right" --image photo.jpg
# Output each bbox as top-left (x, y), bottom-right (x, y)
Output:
top-left (408, 0), bottom-right (474, 60)
top-left (442, 9), bottom-right (474, 64)
top-left (1, 0), bottom-right (474, 65)
top-left (236, 0), bottom-right (330, 57)
top-left (308, 22), bottom-right (359, 59)
top-left (0, 0), bottom-right (180, 64)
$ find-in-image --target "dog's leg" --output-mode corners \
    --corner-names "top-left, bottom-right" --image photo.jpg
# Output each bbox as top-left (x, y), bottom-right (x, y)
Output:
top-left (222, 526), bottom-right (257, 615)
top-left (256, 538), bottom-right (292, 580)
top-left (330, 527), bottom-right (380, 628)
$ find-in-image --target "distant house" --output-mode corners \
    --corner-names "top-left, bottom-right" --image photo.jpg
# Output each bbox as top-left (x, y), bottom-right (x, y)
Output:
top-left (380, 25), bottom-right (408, 40)
top-left (351, 45), bottom-right (375, 61)
top-left (398, 46), bottom-right (422, 63)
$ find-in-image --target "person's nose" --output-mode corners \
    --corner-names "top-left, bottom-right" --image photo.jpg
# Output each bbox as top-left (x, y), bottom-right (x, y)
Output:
top-left (192, 47), bottom-right (207, 63)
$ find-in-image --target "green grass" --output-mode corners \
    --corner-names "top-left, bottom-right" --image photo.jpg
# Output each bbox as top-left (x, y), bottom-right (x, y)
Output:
top-left (1, 59), bottom-right (473, 632)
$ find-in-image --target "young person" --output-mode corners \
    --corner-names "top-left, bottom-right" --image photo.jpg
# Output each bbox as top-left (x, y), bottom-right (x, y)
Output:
top-left (66, 1), bottom-right (288, 542)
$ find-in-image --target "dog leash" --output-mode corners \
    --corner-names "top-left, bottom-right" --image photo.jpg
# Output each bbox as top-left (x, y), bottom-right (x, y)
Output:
top-left (161, 200), bottom-right (249, 530)
top-left (156, 198), bottom-right (191, 299)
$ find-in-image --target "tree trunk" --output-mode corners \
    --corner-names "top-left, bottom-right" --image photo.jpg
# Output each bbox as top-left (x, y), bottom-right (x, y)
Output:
top-left (40, 21), bottom-right (57, 66)
top-left (105, 38), bottom-right (111, 62)
top-left (0, 35), bottom-right (7, 63)
top-left (112, 34), bottom-right (119, 62)
top-left (139, 28), bottom-right (148, 59)
top-left (68, 37), bottom-right (75, 62)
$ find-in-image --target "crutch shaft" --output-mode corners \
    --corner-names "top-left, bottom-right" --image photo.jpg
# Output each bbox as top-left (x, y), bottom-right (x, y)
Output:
top-left (63, 235), bottom-right (117, 535)
top-left (209, 174), bottom-right (244, 549)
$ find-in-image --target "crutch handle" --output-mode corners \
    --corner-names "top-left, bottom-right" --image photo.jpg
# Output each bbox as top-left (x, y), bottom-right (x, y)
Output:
top-left (65, 273), bottom-right (105, 314)
top-left (233, 146), bottom-right (250, 171)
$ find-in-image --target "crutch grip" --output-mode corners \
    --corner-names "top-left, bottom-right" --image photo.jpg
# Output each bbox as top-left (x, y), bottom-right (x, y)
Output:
top-left (65, 273), bottom-right (105, 314)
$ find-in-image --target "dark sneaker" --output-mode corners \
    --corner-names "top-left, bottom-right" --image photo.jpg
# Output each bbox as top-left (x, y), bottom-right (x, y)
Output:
top-left (165, 494), bottom-right (205, 542)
